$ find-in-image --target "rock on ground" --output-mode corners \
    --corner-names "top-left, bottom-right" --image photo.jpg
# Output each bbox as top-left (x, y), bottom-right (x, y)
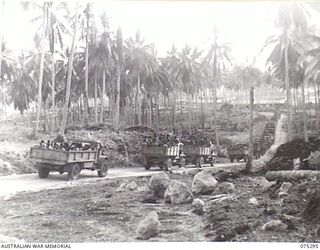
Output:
top-left (116, 181), bottom-right (138, 192)
top-left (304, 151), bottom-right (320, 170)
top-left (217, 182), bottom-right (235, 193)
top-left (126, 181), bottom-right (138, 191)
top-left (191, 198), bottom-right (205, 215)
top-left (136, 211), bottom-right (161, 240)
top-left (261, 220), bottom-right (288, 231)
top-left (252, 176), bottom-right (276, 190)
top-left (278, 182), bottom-right (293, 198)
top-left (148, 172), bottom-right (170, 198)
top-left (164, 180), bottom-right (193, 205)
top-left (192, 170), bottom-right (218, 195)
top-left (248, 197), bottom-right (259, 206)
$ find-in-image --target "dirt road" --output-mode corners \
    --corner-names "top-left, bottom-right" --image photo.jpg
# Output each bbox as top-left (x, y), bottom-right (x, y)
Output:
top-left (0, 163), bottom-right (244, 199)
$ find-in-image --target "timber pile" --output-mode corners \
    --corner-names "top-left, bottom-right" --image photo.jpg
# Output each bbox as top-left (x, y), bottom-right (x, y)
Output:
top-left (144, 133), bottom-right (180, 146)
top-left (37, 135), bottom-right (97, 151)
top-left (266, 139), bottom-right (316, 171)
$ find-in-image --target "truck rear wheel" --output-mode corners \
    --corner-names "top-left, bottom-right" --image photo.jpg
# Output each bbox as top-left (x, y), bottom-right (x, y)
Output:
top-left (98, 160), bottom-right (109, 177)
top-left (144, 158), bottom-right (151, 170)
top-left (68, 163), bottom-right (81, 180)
top-left (196, 156), bottom-right (204, 168)
top-left (180, 157), bottom-right (186, 168)
top-left (165, 158), bottom-right (172, 171)
top-left (38, 167), bottom-right (50, 179)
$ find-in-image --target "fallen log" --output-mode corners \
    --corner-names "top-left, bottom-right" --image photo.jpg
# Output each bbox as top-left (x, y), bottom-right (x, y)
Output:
top-left (266, 170), bottom-right (320, 182)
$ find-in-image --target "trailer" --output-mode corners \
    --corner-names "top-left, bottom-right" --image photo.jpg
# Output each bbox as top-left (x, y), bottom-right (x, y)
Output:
top-left (182, 145), bottom-right (216, 167)
top-left (30, 140), bottom-right (108, 180)
top-left (227, 144), bottom-right (249, 163)
top-left (142, 144), bottom-right (184, 171)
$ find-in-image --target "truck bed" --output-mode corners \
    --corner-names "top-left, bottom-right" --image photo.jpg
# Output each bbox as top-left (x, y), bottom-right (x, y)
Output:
top-left (142, 145), bottom-right (179, 157)
top-left (183, 145), bottom-right (211, 156)
top-left (30, 147), bottom-right (98, 165)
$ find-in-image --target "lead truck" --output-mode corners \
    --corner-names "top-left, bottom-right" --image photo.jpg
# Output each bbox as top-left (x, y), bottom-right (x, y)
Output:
top-left (30, 140), bottom-right (109, 180)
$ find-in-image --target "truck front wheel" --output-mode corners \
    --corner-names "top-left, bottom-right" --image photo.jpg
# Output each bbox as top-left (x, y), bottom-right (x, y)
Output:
top-left (68, 163), bottom-right (81, 180)
top-left (98, 160), bottom-right (109, 177)
top-left (38, 167), bottom-right (50, 179)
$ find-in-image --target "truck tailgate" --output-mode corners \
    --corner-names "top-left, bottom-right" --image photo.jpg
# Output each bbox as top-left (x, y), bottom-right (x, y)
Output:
top-left (30, 148), bottom-right (69, 165)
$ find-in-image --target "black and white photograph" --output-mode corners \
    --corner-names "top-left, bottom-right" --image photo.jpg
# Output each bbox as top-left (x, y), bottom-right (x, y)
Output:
top-left (0, 0), bottom-right (320, 246)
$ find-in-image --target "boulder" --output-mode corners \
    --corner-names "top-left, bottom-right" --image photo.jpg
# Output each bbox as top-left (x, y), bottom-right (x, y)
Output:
top-left (278, 182), bottom-right (293, 198)
top-left (164, 180), bottom-right (193, 204)
top-left (136, 211), bottom-right (160, 240)
top-left (126, 181), bottom-right (138, 191)
top-left (293, 158), bottom-right (301, 170)
top-left (177, 168), bottom-right (201, 176)
top-left (192, 170), bottom-right (218, 195)
top-left (116, 183), bottom-right (127, 192)
top-left (148, 172), bottom-right (170, 198)
top-left (261, 220), bottom-right (287, 231)
top-left (304, 151), bottom-right (320, 170)
top-left (116, 181), bottom-right (138, 192)
top-left (248, 197), bottom-right (259, 206)
top-left (191, 198), bottom-right (205, 215)
top-left (217, 182), bottom-right (235, 193)
top-left (253, 176), bottom-right (276, 190)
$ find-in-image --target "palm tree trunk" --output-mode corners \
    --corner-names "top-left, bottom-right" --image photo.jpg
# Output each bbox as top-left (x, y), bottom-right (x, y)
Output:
top-left (51, 53), bottom-right (55, 135)
top-left (0, 1), bottom-right (5, 123)
top-left (94, 73), bottom-right (98, 123)
top-left (187, 83), bottom-right (191, 134)
top-left (59, 3), bottom-right (79, 135)
top-left (100, 70), bottom-right (105, 123)
top-left (284, 24), bottom-right (292, 142)
top-left (35, 2), bottom-right (47, 137)
top-left (115, 65), bottom-right (121, 130)
top-left (200, 90), bottom-right (204, 129)
top-left (246, 86), bottom-right (254, 173)
top-left (156, 95), bottom-right (160, 132)
top-left (301, 80), bottom-right (308, 143)
top-left (171, 91), bottom-right (176, 131)
top-left (213, 82), bottom-right (220, 147)
top-left (314, 82), bottom-right (319, 127)
top-left (137, 75), bottom-right (142, 125)
top-left (84, 10), bottom-right (90, 124)
top-left (180, 92), bottom-right (183, 115)
top-left (147, 96), bottom-right (152, 127)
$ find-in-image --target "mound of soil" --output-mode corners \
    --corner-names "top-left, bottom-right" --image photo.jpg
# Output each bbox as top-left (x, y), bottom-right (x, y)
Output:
top-left (266, 138), bottom-right (320, 171)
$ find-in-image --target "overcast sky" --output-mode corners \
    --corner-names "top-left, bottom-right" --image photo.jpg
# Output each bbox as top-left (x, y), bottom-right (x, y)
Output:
top-left (2, 1), bottom-right (319, 70)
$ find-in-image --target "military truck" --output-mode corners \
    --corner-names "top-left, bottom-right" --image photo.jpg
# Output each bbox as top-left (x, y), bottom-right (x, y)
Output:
top-left (227, 144), bottom-right (249, 163)
top-left (30, 140), bottom-right (108, 180)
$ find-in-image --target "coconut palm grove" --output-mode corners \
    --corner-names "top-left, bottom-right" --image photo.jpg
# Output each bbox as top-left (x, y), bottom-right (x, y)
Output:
top-left (0, 1), bottom-right (320, 244)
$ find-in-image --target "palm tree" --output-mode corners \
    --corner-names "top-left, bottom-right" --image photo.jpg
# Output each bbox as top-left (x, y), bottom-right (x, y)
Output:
top-left (47, 2), bottom-right (70, 134)
top-left (27, 2), bottom-right (49, 137)
top-left (8, 55), bottom-right (36, 115)
top-left (227, 66), bottom-right (263, 173)
top-left (81, 3), bottom-right (94, 124)
top-left (125, 30), bottom-right (157, 125)
top-left (114, 27), bottom-right (123, 131)
top-left (1, 43), bottom-right (17, 119)
top-left (173, 45), bottom-right (202, 134)
top-left (0, 1), bottom-right (5, 121)
top-left (304, 30), bottom-right (320, 127)
top-left (263, 2), bottom-right (309, 142)
top-left (59, 3), bottom-right (79, 135)
top-left (204, 28), bottom-right (232, 147)
top-left (161, 45), bottom-right (181, 130)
